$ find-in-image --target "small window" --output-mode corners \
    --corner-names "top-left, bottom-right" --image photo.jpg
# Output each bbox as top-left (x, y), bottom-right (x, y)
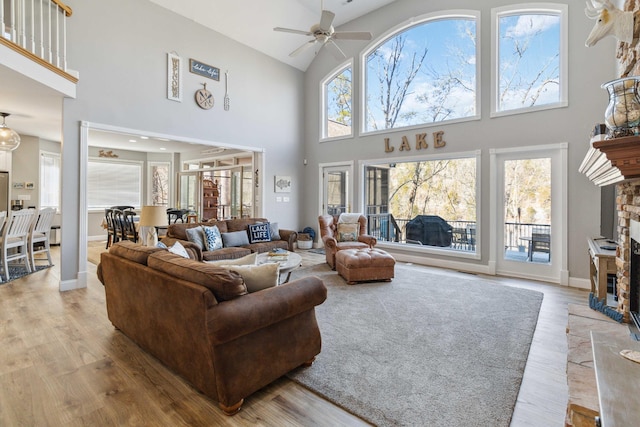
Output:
top-left (492, 4), bottom-right (567, 115)
top-left (40, 151), bottom-right (60, 210)
top-left (323, 63), bottom-right (353, 139)
top-left (88, 158), bottom-right (142, 210)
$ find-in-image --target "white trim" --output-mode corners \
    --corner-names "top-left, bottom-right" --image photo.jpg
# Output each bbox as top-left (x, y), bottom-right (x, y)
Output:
top-left (490, 3), bottom-right (568, 117)
top-left (359, 10), bottom-right (481, 136)
top-left (75, 121), bottom-right (89, 291)
top-left (320, 58), bottom-right (354, 142)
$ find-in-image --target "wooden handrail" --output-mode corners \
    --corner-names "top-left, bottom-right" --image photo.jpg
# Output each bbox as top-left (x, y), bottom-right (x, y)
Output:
top-left (51, 0), bottom-right (72, 17)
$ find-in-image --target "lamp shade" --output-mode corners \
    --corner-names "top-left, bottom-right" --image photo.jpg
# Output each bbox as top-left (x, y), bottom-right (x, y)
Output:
top-left (0, 113), bottom-right (20, 151)
top-left (139, 205), bottom-right (167, 227)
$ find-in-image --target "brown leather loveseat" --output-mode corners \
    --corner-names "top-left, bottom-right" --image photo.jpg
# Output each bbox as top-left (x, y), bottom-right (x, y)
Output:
top-left (97, 241), bottom-right (327, 415)
top-left (162, 217), bottom-right (297, 261)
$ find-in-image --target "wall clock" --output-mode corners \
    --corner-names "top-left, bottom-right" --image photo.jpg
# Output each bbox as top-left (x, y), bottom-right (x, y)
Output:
top-left (195, 83), bottom-right (214, 110)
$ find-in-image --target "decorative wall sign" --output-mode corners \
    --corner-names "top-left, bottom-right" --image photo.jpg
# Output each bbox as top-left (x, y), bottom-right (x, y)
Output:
top-left (190, 59), bottom-right (220, 81)
top-left (274, 176), bottom-right (291, 193)
top-left (167, 52), bottom-right (182, 102)
top-left (383, 131), bottom-right (446, 153)
top-left (25, 182), bottom-right (34, 190)
top-left (12, 182), bottom-right (24, 189)
top-left (195, 82), bottom-right (214, 110)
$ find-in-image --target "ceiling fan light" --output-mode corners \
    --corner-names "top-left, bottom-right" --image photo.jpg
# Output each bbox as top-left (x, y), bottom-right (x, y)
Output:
top-left (0, 113), bottom-right (20, 151)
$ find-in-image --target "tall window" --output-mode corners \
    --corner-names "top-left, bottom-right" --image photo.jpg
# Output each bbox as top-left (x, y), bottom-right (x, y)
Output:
top-left (492, 4), bottom-right (567, 115)
top-left (323, 63), bottom-right (353, 139)
top-left (148, 162), bottom-right (170, 206)
top-left (40, 151), bottom-right (60, 210)
top-left (363, 12), bottom-right (479, 133)
top-left (364, 153), bottom-right (479, 254)
top-left (88, 159), bottom-right (142, 209)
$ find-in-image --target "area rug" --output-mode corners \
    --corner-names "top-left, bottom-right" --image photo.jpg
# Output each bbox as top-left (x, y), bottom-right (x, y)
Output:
top-left (287, 263), bottom-right (543, 427)
top-left (0, 265), bottom-right (52, 285)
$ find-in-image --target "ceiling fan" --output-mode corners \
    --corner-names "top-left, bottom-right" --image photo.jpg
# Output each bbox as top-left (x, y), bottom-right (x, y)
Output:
top-left (273, 2), bottom-right (373, 60)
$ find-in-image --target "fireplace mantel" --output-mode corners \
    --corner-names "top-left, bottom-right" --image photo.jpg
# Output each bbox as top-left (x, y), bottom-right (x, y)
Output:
top-left (581, 136), bottom-right (640, 186)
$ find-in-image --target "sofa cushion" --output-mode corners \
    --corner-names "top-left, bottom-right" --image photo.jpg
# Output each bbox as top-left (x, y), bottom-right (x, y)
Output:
top-left (203, 225), bottom-right (223, 250)
top-left (222, 230), bottom-right (250, 247)
top-left (108, 241), bottom-right (164, 265)
top-left (248, 223), bottom-right (271, 243)
top-left (148, 251), bottom-right (247, 301)
top-left (206, 252), bottom-right (257, 266)
top-left (185, 226), bottom-right (206, 250)
top-left (216, 262), bottom-right (279, 293)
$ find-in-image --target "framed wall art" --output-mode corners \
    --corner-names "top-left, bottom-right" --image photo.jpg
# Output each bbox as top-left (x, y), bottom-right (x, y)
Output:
top-left (274, 176), bottom-right (291, 193)
top-left (167, 52), bottom-right (183, 102)
top-left (189, 58), bottom-right (220, 81)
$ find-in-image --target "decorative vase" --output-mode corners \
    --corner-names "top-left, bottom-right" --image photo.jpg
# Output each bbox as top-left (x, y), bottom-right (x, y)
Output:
top-left (602, 76), bottom-right (640, 138)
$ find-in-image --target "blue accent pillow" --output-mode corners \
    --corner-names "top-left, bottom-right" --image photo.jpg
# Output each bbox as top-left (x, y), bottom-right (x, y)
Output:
top-left (248, 223), bottom-right (271, 243)
top-left (202, 225), bottom-right (223, 250)
top-left (185, 226), bottom-right (206, 250)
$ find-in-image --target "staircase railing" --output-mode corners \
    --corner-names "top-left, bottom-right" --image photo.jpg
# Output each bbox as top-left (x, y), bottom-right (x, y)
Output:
top-left (0, 0), bottom-right (72, 73)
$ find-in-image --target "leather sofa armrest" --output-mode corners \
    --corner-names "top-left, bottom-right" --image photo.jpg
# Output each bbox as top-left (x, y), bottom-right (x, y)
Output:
top-left (279, 229), bottom-right (298, 251)
top-left (322, 235), bottom-right (338, 250)
top-left (158, 237), bottom-right (203, 261)
top-left (207, 276), bottom-right (327, 344)
top-left (358, 234), bottom-right (377, 247)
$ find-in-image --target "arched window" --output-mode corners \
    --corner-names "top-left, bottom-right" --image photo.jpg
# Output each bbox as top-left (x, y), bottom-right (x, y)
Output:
top-left (362, 11), bottom-right (479, 134)
top-left (491, 4), bottom-right (568, 115)
top-left (322, 62), bottom-right (353, 140)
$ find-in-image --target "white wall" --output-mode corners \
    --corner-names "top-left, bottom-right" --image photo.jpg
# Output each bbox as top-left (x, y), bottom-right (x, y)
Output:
top-left (61, 0), bottom-right (304, 285)
top-left (302, 0), bottom-right (617, 281)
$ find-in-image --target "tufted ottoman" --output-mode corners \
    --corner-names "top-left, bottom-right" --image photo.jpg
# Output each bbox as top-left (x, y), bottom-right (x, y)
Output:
top-left (335, 248), bottom-right (395, 285)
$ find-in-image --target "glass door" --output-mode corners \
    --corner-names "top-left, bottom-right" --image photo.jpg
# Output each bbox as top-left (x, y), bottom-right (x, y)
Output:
top-left (177, 171), bottom-right (199, 213)
top-left (322, 165), bottom-right (351, 215)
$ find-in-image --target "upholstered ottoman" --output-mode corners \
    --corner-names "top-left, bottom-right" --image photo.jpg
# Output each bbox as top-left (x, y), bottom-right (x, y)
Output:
top-left (335, 248), bottom-right (395, 285)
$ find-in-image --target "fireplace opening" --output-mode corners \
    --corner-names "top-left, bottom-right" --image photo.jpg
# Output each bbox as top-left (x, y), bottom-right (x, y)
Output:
top-left (630, 238), bottom-right (640, 330)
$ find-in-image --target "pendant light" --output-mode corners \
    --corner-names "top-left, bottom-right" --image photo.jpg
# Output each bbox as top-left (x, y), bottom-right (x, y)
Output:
top-left (0, 112), bottom-right (21, 151)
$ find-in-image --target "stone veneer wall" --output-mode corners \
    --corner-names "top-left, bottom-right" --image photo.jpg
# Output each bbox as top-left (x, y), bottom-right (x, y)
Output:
top-left (614, 1), bottom-right (640, 322)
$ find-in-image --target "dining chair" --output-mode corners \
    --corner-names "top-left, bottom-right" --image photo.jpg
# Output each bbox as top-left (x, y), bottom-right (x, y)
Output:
top-left (104, 208), bottom-right (120, 249)
top-left (28, 207), bottom-right (56, 268)
top-left (0, 209), bottom-right (36, 281)
top-left (120, 209), bottom-right (139, 242)
top-left (167, 208), bottom-right (188, 224)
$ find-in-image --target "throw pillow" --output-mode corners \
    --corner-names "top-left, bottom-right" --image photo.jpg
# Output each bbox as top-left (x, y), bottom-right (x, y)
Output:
top-left (168, 241), bottom-right (190, 258)
top-left (185, 226), bottom-right (206, 250)
top-left (156, 241), bottom-right (167, 249)
top-left (206, 252), bottom-right (257, 266)
top-left (337, 223), bottom-right (359, 242)
top-left (269, 222), bottom-right (281, 240)
top-left (202, 225), bottom-right (223, 250)
top-left (248, 223), bottom-right (271, 243)
top-left (221, 230), bottom-right (250, 247)
top-left (217, 263), bottom-right (279, 293)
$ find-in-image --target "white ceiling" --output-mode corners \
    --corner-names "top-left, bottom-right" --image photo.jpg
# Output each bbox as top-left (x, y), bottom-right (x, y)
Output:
top-left (1, 0), bottom-right (394, 151)
top-left (148, 0), bottom-right (395, 72)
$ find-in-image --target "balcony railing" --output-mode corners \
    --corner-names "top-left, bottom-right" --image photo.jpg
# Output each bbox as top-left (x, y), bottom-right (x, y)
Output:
top-left (1, 0), bottom-right (72, 72)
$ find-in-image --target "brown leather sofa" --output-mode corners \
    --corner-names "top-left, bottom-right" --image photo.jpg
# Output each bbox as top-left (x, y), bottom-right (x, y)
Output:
top-left (318, 214), bottom-right (377, 269)
top-left (97, 241), bottom-right (327, 415)
top-left (162, 218), bottom-right (297, 261)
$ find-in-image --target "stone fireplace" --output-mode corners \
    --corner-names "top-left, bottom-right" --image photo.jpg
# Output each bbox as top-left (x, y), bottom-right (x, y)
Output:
top-left (615, 182), bottom-right (640, 324)
top-left (628, 214), bottom-right (640, 327)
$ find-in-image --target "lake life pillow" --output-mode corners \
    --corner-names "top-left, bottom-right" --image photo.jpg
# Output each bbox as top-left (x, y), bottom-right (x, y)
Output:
top-left (248, 223), bottom-right (271, 243)
top-left (185, 226), bottom-right (206, 250)
top-left (337, 223), bottom-right (359, 242)
top-left (221, 230), bottom-right (250, 247)
top-left (202, 225), bottom-right (223, 250)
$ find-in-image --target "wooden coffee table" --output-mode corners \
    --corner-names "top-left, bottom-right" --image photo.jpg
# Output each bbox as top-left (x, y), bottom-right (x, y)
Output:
top-left (256, 251), bottom-right (302, 284)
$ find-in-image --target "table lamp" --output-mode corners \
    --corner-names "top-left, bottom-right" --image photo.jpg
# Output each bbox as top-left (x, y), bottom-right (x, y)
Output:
top-left (139, 205), bottom-right (167, 246)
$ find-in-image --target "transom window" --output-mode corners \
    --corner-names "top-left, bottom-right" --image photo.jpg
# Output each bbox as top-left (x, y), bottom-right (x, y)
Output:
top-left (323, 62), bottom-right (353, 139)
top-left (492, 4), bottom-right (567, 115)
top-left (362, 12), bottom-right (479, 134)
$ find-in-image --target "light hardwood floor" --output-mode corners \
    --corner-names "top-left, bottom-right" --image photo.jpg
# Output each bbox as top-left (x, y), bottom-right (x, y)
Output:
top-left (0, 245), bottom-right (588, 426)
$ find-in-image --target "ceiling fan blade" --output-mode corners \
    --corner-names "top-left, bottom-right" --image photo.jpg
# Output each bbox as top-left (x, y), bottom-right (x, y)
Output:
top-left (319, 9), bottom-right (335, 31)
top-left (274, 27), bottom-right (313, 36)
top-left (290, 39), bottom-right (318, 57)
top-left (332, 31), bottom-right (373, 41)
top-left (325, 39), bottom-right (346, 60)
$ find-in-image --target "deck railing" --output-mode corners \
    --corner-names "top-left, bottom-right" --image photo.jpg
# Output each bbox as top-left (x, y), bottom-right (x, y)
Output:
top-left (0, 0), bottom-right (72, 72)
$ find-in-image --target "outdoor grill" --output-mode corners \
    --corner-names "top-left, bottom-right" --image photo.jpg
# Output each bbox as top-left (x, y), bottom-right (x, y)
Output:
top-left (405, 215), bottom-right (452, 247)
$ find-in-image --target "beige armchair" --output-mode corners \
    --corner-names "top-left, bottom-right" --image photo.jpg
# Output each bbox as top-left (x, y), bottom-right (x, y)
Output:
top-left (318, 214), bottom-right (377, 269)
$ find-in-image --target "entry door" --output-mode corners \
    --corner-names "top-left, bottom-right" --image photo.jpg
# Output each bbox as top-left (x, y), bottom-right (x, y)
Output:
top-left (321, 164), bottom-right (351, 215)
top-left (491, 145), bottom-right (567, 284)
